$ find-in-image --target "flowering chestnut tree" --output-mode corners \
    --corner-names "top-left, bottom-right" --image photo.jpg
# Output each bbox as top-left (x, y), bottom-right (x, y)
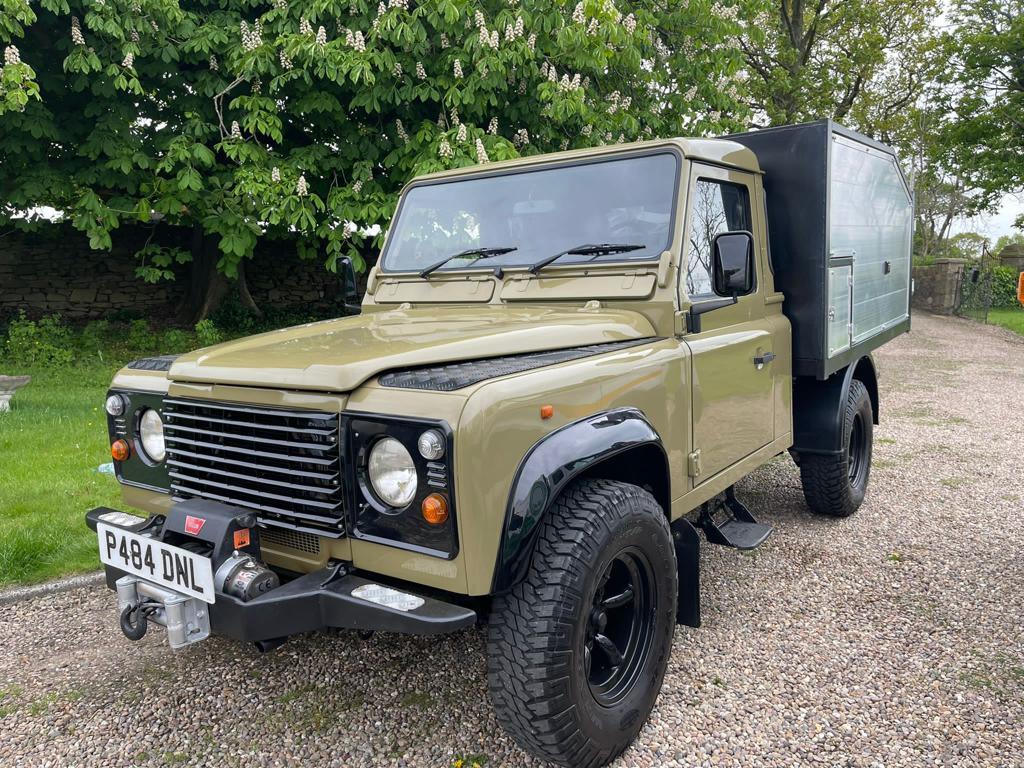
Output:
top-left (0, 0), bottom-right (750, 318)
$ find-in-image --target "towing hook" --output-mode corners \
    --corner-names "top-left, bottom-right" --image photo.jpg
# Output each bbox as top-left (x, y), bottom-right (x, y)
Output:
top-left (119, 602), bottom-right (153, 641)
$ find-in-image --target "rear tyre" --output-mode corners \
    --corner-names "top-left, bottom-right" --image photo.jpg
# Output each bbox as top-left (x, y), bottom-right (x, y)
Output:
top-left (799, 379), bottom-right (873, 517)
top-left (487, 479), bottom-right (677, 768)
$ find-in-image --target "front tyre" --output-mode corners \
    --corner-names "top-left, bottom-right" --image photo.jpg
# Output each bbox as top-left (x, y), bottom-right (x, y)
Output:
top-left (799, 379), bottom-right (873, 517)
top-left (487, 479), bottom-right (677, 768)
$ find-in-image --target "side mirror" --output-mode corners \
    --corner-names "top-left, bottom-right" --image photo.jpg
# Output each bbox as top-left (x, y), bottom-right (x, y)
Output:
top-left (712, 231), bottom-right (755, 296)
top-left (338, 257), bottom-right (362, 315)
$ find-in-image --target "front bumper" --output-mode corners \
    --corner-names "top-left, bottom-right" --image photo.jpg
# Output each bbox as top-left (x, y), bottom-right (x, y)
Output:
top-left (87, 505), bottom-right (476, 645)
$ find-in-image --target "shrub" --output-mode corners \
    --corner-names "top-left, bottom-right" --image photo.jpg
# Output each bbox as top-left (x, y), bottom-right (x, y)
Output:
top-left (2, 311), bottom-right (74, 367)
top-left (161, 328), bottom-right (193, 353)
top-left (125, 319), bottom-right (159, 353)
top-left (988, 265), bottom-right (1020, 309)
top-left (79, 320), bottom-right (111, 352)
top-left (194, 319), bottom-right (223, 348)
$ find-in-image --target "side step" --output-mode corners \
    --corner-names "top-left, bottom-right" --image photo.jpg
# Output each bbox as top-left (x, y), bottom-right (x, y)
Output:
top-left (698, 487), bottom-right (772, 550)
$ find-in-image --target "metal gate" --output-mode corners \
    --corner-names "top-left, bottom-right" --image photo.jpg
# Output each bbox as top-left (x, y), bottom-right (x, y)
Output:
top-left (955, 254), bottom-right (993, 323)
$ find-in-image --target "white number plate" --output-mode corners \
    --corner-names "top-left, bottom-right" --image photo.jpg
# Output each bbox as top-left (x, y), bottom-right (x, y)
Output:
top-left (97, 523), bottom-right (216, 604)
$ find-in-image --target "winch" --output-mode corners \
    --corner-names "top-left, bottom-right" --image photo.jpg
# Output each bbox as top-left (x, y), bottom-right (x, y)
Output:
top-left (215, 553), bottom-right (280, 601)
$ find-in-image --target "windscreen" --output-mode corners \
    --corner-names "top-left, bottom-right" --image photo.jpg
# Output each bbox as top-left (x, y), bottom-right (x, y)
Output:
top-left (381, 152), bottom-right (679, 273)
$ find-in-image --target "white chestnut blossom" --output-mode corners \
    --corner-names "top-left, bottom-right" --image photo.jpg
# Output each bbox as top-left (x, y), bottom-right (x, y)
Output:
top-left (299, 18), bottom-right (313, 35)
top-left (487, 117), bottom-right (498, 135)
top-left (271, 167), bottom-right (281, 182)
top-left (130, 30), bottom-right (140, 42)
top-left (572, 2), bottom-right (585, 23)
top-left (513, 128), bottom-right (529, 147)
top-left (121, 52), bottom-right (134, 68)
top-left (395, 119), bottom-right (408, 142)
top-left (587, 18), bottom-right (599, 35)
top-left (438, 138), bottom-right (453, 159)
top-left (274, 0), bottom-right (287, 9)
top-left (296, 174), bottom-right (309, 197)
top-left (389, 0), bottom-right (408, 8)
top-left (527, 32), bottom-right (536, 51)
top-left (279, 49), bottom-right (293, 70)
top-left (623, 13), bottom-right (636, 33)
top-left (342, 221), bottom-right (355, 239)
top-left (453, 59), bottom-right (463, 78)
top-left (684, 85), bottom-right (698, 101)
top-left (4, 45), bottom-right (20, 65)
top-left (230, 121), bottom-right (241, 138)
top-left (351, 30), bottom-right (366, 52)
top-left (241, 21), bottom-right (263, 51)
top-left (415, 61), bottom-right (426, 79)
top-left (441, 34), bottom-right (449, 48)
top-left (209, 54), bottom-right (219, 71)
top-left (475, 138), bottom-right (489, 163)
top-left (456, 123), bottom-right (467, 143)
top-left (251, 76), bottom-right (262, 93)
top-left (150, 20), bottom-right (159, 32)
top-left (352, 179), bottom-right (363, 194)
top-left (71, 17), bottom-right (86, 46)
top-left (581, 123), bottom-right (593, 136)
top-left (316, 26), bottom-right (327, 46)
top-left (392, 61), bottom-right (403, 77)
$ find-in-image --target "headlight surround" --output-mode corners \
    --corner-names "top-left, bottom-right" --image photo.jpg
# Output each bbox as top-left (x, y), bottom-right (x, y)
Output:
top-left (138, 408), bottom-right (166, 463)
top-left (367, 437), bottom-right (417, 508)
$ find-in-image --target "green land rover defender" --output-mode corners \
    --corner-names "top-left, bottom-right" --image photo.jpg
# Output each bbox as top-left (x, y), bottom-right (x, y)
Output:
top-left (88, 120), bottom-right (913, 767)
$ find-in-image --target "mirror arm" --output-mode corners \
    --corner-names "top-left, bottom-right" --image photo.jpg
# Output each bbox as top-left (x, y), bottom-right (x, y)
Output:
top-left (685, 293), bottom-right (737, 334)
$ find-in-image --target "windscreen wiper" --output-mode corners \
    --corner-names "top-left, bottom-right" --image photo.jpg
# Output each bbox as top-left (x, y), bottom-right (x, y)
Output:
top-left (419, 246), bottom-right (518, 278)
top-left (527, 243), bottom-right (646, 274)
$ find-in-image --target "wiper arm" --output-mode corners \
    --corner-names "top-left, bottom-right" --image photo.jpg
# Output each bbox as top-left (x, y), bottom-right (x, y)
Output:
top-left (419, 246), bottom-right (518, 278)
top-left (527, 243), bottom-right (646, 274)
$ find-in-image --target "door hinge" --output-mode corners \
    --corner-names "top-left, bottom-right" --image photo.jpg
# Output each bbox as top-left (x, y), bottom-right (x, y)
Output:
top-left (688, 449), bottom-right (702, 478)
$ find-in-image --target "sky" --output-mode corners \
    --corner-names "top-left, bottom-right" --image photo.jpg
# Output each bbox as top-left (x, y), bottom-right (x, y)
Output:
top-left (950, 193), bottom-right (1024, 243)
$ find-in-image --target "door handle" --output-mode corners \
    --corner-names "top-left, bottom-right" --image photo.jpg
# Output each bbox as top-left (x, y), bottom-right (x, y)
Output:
top-left (753, 351), bottom-right (776, 368)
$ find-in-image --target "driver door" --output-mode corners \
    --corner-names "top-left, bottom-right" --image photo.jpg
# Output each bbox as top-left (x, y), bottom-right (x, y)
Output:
top-left (681, 164), bottom-right (776, 484)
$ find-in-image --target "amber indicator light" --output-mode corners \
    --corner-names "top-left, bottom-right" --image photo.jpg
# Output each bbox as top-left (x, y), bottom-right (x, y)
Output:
top-left (421, 493), bottom-right (449, 525)
top-left (540, 405), bottom-right (554, 420)
top-left (110, 439), bottom-right (130, 461)
top-left (233, 529), bottom-right (251, 549)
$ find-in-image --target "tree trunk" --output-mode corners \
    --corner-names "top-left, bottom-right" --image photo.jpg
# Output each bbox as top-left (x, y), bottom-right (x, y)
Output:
top-left (236, 260), bottom-right (263, 317)
top-left (177, 224), bottom-right (229, 325)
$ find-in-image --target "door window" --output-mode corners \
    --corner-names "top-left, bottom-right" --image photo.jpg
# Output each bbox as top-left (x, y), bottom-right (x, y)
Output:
top-left (686, 179), bottom-right (752, 297)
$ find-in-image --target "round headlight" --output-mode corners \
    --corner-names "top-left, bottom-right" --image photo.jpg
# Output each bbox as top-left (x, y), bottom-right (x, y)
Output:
top-left (417, 429), bottom-right (445, 460)
top-left (138, 408), bottom-right (166, 463)
top-left (105, 394), bottom-right (126, 417)
top-left (368, 437), bottom-right (417, 508)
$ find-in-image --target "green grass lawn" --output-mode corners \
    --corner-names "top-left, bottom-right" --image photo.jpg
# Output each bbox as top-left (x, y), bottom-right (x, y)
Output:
top-left (988, 307), bottom-right (1024, 336)
top-left (0, 364), bottom-right (122, 586)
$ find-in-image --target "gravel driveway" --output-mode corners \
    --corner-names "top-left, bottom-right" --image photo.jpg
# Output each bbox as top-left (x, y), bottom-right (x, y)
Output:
top-left (2, 311), bottom-right (1022, 768)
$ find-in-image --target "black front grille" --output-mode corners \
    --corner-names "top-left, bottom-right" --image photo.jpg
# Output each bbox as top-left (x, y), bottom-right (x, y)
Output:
top-left (163, 398), bottom-right (345, 537)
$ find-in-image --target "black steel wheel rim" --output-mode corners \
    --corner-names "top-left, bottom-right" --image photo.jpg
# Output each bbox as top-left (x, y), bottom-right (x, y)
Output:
top-left (848, 413), bottom-right (867, 486)
top-left (582, 547), bottom-right (657, 707)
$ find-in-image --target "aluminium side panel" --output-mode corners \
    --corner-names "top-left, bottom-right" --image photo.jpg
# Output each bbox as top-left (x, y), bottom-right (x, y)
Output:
top-left (827, 131), bottom-right (914, 352)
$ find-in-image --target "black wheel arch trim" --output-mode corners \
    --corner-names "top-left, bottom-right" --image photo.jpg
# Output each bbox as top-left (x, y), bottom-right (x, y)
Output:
top-left (490, 407), bottom-right (670, 593)
top-left (793, 354), bottom-right (878, 457)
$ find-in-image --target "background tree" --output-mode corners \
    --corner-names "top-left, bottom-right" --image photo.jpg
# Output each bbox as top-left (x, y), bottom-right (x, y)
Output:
top-left (941, 0), bottom-right (1023, 215)
top-left (736, 0), bottom-right (940, 132)
top-left (0, 0), bottom-right (750, 321)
